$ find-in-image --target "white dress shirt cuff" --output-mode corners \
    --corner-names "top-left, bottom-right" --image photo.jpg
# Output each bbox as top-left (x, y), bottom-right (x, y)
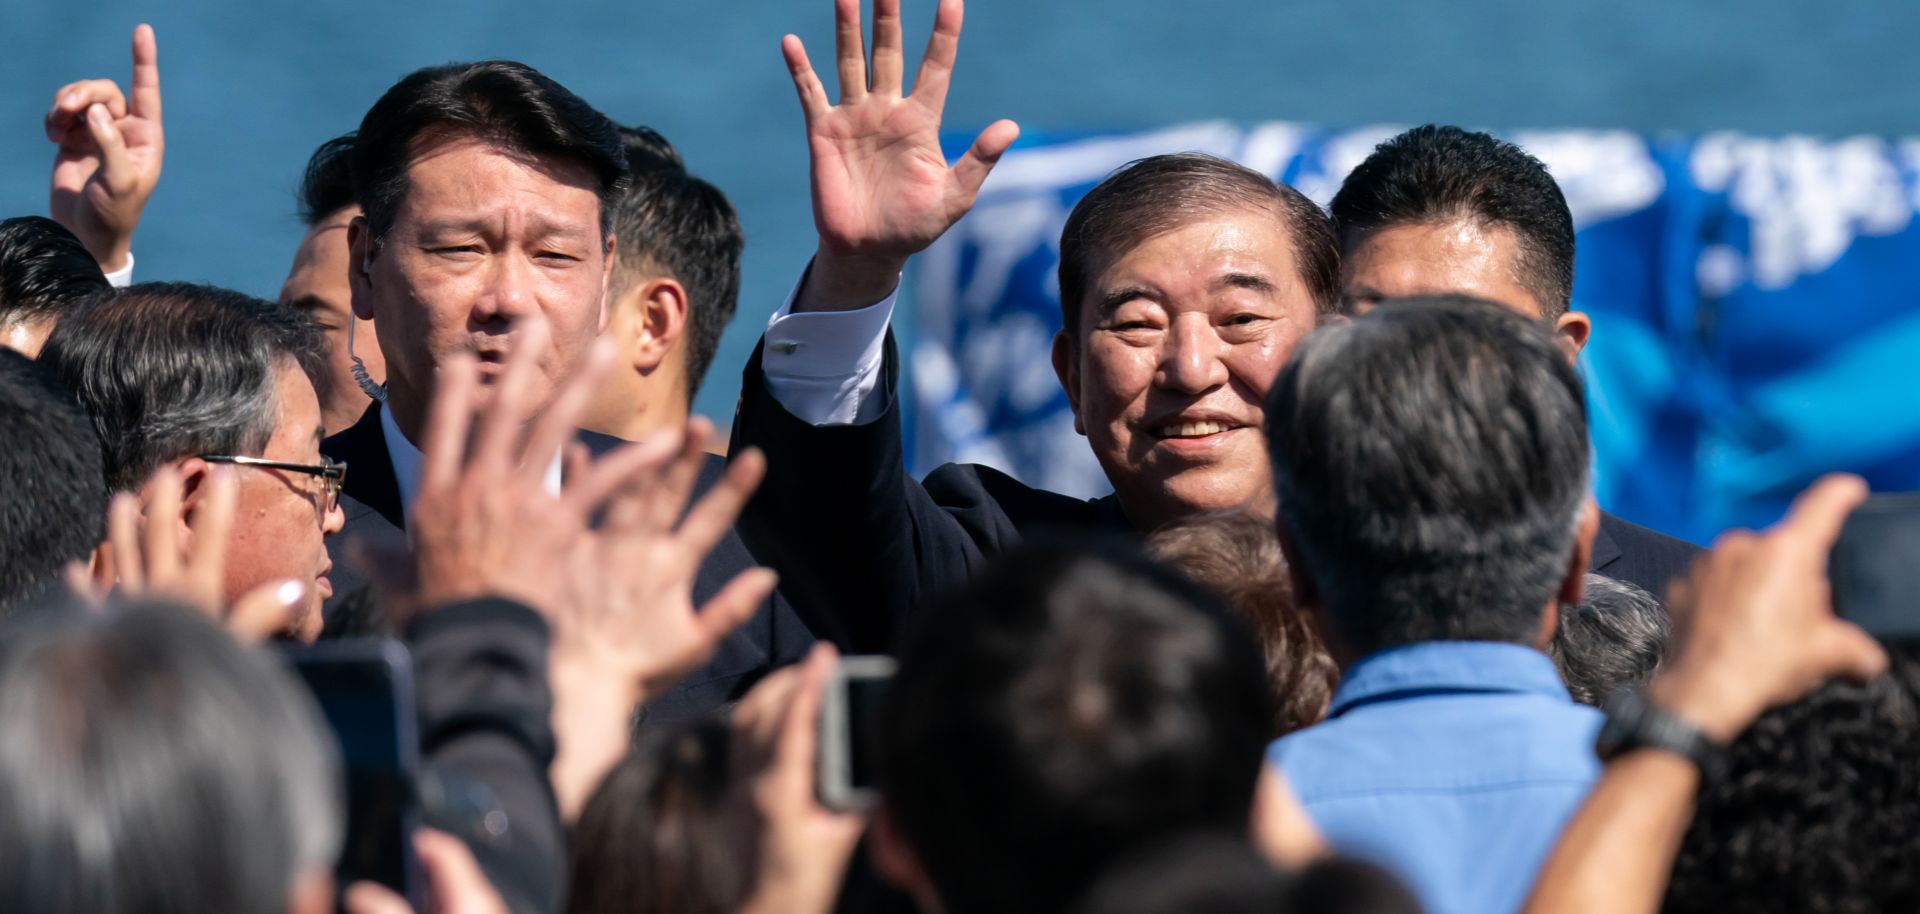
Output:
top-left (102, 252), bottom-right (134, 288)
top-left (760, 271), bottom-right (898, 427)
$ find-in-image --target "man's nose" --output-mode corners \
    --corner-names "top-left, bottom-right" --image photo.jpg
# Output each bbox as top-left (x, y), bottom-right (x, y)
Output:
top-left (1156, 316), bottom-right (1229, 393)
top-left (473, 252), bottom-right (539, 321)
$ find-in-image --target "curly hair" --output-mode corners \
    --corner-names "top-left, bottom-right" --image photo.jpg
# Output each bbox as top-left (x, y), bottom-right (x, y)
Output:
top-left (1661, 652), bottom-right (1920, 914)
top-left (1149, 509), bottom-right (1337, 737)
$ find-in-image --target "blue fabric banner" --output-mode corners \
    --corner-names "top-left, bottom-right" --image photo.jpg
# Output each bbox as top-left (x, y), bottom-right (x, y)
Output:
top-left (911, 124), bottom-right (1920, 544)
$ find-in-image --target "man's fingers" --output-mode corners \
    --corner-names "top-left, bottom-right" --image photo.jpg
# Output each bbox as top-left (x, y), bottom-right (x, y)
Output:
top-left (869, 0), bottom-right (905, 95)
top-left (129, 24), bottom-right (162, 122)
top-left (675, 448), bottom-right (767, 558)
top-left (64, 562), bottom-right (105, 608)
top-left (142, 466), bottom-right (185, 584)
top-left (46, 80), bottom-right (128, 145)
top-left (84, 105), bottom-right (135, 194)
top-left (471, 317), bottom-right (550, 480)
top-left (183, 467), bottom-right (238, 589)
top-left (419, 351), bottom-right (481, 497)
top-left (1774, 473), bottom-right (1870, 554)
top-left (1819, 621), bottom-right (1890, 684)
top-left (415, 828), bottom-right (510, 914)
top-left (951, 118), bottom-right (1020, 200)
top-left (832, 0), bottom-right (869, 102)
top-left (645, 418), bottom-right (713, 529)
top-left (777, 643), bottom-right (839, 768)
top-left (781, 35), bottom-right (831, 122)
top-left (227, 579), bottom-right (306, 644)
top-left (522, 338), bottom-right (615, 489)
top-left (697, 567), bottom-right (778, 645)
top-left (342, 882), bottom-right (412, 914)
top-left (910, 0), bottom-right (963, 110)
top-left (107, 492), bottom-right (144, 590)
top-left (566, 429), bottom-right (681, 519)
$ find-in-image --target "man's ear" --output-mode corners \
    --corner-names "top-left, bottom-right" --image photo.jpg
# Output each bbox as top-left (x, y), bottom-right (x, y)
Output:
top-left (347, 216), bottom-right (377, 322)
top-left (170, 457), bottom-right (215, 551)
top-left (598, 233), bottom-right (618, 333)
top-left (1557, 497), bottom-right (1601, 610)
top-left (626, 277), bottom-right (689, 373)
top-left (1555, 310), bottom-right (1592, 361)
top-left (870, 805), bottom-right (941, 912)
top-left (1050, 330), bottom-right (1085, 436)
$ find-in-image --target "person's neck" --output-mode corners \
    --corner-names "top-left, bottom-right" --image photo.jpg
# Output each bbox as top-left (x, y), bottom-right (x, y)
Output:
top-left (582, 369), bottom-right (691, 442)
top-left (384, 378), bottom-right (429, 450)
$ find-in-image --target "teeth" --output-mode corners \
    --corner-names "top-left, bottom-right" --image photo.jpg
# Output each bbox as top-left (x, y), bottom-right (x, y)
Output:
top-left (1157, 421), bottom-right (1232, 438)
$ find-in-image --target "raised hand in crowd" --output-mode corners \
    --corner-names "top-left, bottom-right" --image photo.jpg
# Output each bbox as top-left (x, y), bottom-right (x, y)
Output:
top-left (344, 829), bottom-right (512, 914)
top-left (64, 465), bottom-right (307, 642)
top-left (783, 0), bottom-right (1019, 309)
top-left (43, 23), bottom-right (164, 275)
top-left (1523, 474), bottom-right (1887, 914)
top-left (402, 316), bottom-right (777, 820)
top-left (732, 644), bottom-right (867, 914)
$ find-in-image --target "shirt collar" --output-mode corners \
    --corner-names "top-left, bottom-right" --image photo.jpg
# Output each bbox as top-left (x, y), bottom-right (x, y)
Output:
top-left (379, 404), bottom-right (563, 523)
top-left (1328, 641), bottom-right (1573, 718)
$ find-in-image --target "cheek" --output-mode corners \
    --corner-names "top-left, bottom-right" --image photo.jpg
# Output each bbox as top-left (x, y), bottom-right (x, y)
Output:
top-left (1079, 344), bottom-right (1157, 425)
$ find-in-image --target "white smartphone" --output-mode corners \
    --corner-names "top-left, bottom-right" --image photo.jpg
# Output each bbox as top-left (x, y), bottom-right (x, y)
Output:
top-left (817, 654), bottom-right (898, 812)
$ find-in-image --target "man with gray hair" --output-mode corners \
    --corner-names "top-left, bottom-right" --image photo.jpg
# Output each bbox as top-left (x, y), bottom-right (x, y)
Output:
top-left (0, 601), bottom-right (342, 913)
top-left (40, 282), bottom-right (346, 641)
top-left (1265, 296), bottom-right (1604, 914)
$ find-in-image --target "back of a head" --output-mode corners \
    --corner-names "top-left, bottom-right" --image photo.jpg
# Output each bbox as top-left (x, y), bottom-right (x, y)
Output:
top-left (1057, 152), bottom-right (1341, 335)
top-left (1546, 574), bottom-right (1670, 707)
top-left (1149, 509), bottom-right (1337, 736)
top-left (1330, 125), bottom-right (1575, 318)
top-left (1662, 653), bottom-right (1920, 914)
top-left (38, 282), bottom-right (324, 492)
top-left (881, 540), bottom-right (1275, 914)
top-left (0, 349), bottom-right (105, 615)
top-left (298, 131), bottom-right (358, 226)
top-left (1287, 857), bottom-right (1425, 914)
top-left (0, 215), bottom-right (109, 333)
top-left (1265, 296), bottom-right (1590, 656)
top-left (0, 600), bottom-right (341, 914)
top-left (351, 59), bottom-right (626, 242)
top-left (609, 125), bottom-right (743, 401)
top-left (567, 718), bottom-right (752, 914)
top-left (1069, 833), bottom-right (1290, 914)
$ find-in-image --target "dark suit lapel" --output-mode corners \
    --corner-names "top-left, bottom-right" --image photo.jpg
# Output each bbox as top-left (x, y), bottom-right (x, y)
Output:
top-left (321, 402), bottom-right (407, 532)
top-left (1589, 517), bottom-right (1623, 577)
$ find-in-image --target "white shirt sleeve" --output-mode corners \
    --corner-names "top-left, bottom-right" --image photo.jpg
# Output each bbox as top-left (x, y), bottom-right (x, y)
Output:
top-left (102, 252), bottom-right (134, 288)
top-left (759, 271), bottom-right (899, 427)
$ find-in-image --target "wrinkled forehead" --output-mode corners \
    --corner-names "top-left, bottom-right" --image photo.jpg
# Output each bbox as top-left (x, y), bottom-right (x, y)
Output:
top-left (391, 131), bottom-right (605, 235)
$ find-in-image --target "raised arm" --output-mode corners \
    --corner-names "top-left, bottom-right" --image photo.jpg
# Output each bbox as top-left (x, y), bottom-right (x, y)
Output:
top-left (1522, 475), bottom-right (1887, 914)
top-left (783, 0), bottom-right (1018, 311)
top-left (45, 24), bottom-right (164, 277)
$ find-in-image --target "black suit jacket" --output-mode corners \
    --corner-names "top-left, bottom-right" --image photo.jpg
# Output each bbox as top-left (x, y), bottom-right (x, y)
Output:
top-left (733, 335), bottom-right (1702, 654)
top-left (321, 403), bottom-right (816, 722)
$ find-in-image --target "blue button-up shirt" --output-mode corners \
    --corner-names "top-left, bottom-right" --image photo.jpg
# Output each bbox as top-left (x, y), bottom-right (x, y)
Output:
top-left (1269, 641), bottom-right (1602, 914)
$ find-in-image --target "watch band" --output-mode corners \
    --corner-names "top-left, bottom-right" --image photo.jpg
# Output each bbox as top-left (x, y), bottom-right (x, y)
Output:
top-left (1595, 691), bottom-right (1725, 779)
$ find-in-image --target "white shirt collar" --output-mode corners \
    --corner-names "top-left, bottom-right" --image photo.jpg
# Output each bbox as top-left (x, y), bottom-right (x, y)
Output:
top-left (379, 404), bottom-right (563, 524)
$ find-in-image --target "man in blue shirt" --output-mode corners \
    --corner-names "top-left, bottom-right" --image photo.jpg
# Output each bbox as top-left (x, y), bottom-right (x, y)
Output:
top-left (1264, 297), bottom-right (1607, 914)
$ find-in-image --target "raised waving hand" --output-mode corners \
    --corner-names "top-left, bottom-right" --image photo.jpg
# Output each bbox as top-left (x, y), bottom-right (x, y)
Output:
top-left (45, 24), bottom-right (165, 274)
top-left (784, 0), bottom-right (1020, 310)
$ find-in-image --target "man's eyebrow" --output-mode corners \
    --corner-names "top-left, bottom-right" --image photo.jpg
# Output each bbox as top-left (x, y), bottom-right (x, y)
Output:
top-left (1213, 271), bottom-right (1278, 294)
top-left (1096, 284), bottom-right (1160, 316)
top-left (312, 425), bottom-right (325, 446)
top-left (283, 294), bottom-right (329, 313)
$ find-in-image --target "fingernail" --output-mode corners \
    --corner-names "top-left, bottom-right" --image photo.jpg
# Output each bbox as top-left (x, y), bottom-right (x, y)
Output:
top-left (63, 92), bottom-right (79, 107)
top-left (88, 104), bottom-right (109, 125)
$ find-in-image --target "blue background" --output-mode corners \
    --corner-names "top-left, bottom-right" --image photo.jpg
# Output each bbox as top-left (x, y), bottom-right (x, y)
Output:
top-left (4, 0), bottom-right (1916, 540)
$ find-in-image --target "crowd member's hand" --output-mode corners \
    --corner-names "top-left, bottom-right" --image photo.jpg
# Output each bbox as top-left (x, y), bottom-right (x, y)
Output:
top-left (65, 465), bottom-right (304, 641)
top-left (783, 0), bottom-right (1019, 310)
top-left (44, 23), bottom-right (165, 275)
top-left (733, 645), bottom-right (867, 914)
top-left (343, 829), bottom-right (510, 914)
top-left (1648, 473), bottom-right (1887, 742)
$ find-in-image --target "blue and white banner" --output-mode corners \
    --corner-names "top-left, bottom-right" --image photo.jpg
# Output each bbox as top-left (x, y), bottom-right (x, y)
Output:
top-left (910, 123), bottom-right (1920, 545)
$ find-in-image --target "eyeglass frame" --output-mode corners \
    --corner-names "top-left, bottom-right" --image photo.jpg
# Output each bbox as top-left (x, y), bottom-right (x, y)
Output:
top-left (196, 454), bottom-right (348, 515)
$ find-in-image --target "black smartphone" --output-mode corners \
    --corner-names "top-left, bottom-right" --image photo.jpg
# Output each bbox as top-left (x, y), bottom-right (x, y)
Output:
top-left (1831, 493), bottom-right (1920, 641)
top-left (285, 639), bottom-right (425, 909)
top-left (817, 655), bottom-right (897, 812)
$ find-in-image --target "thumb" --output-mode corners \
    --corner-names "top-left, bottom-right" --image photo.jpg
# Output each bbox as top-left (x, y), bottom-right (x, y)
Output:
top-left (342, 882), bottom-right (414, 914)
top-left (84, 104), bottom-right (135, 195)
top-left (227, 579), bottom-right (307, 643)
top-left (1818, 620), bottom-right (1889, 685)
top-left (951, 118), bottom-right (1020, 200)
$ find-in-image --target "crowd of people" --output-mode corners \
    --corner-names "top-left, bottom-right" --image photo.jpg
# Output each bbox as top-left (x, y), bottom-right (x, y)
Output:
top-left (0, 2), bottom-right (1911, 913)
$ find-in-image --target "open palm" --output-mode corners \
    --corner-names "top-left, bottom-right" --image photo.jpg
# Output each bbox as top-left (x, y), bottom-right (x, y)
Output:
top-left (784, 0), bottom-right (1019, 267)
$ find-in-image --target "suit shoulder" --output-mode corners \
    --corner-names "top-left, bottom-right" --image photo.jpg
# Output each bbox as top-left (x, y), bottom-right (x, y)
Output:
top-left (924, 462), bottom-right (1109, 528)
top-left (1600, 512), bottom-right (1701, 558)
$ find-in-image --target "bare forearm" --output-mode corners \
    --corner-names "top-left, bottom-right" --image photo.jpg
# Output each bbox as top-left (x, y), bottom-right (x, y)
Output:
top-left (1523, 751), bottom-right (1698, 914)
top-left (547, 667), bottom-right (642, 823)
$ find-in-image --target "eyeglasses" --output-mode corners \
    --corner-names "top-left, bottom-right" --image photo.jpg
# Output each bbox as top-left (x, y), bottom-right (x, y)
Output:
top-left (197, 455), bottom-right (348, 514)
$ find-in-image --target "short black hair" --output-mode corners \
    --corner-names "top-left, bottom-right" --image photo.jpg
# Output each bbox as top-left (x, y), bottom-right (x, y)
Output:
top-left (40, 283), bottom-right (325, 492)
top-left (1331, 125), bottom-right (1576, 318)
top-left (880, 539), bottom-right (1274, 914)
top-left (1266, 295), bottom-right (1590, 655)
top-left (350, 60), bottom-right (627, 242)
top-left (1068, 833), bottom-right (1289, 914)
top-left (0, 349), bottom-right (106, 615)
top-left (1662, 653), bottom-right (1920, 914)
top-left (1059, 153), bottom-right (1340, 339)
top-left (609, 126), bottom-right (743, 402)
top-left (1546, 574), bottom-right (1670, 707)
top-left (0, 216), bottom-right (109, 327)
top-left (297, 131), bottom-right (358, 227)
